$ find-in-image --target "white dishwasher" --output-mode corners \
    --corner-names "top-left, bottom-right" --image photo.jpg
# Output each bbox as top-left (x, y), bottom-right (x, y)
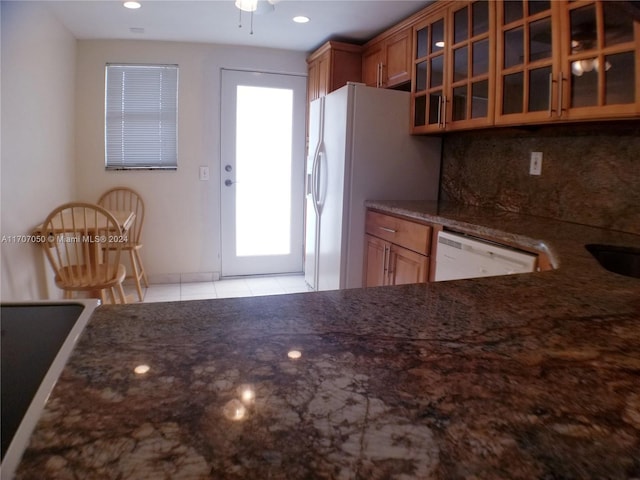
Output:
top-left (434, 231), bottom-right (537, 281)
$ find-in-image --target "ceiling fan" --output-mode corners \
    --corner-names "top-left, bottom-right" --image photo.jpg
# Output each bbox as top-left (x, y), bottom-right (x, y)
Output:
top-left (235, 0), bottom-right (280, 34)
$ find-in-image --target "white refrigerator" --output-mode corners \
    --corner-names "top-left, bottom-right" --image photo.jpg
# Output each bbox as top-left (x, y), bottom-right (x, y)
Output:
top-left (305, 83), bottom-right (442, 291)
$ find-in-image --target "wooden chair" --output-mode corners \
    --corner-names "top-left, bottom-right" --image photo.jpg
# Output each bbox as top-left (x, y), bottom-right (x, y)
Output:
top-left (41, 202), bottom-right (127, 304)
top-left (98, 187), bottom-right (148, 301)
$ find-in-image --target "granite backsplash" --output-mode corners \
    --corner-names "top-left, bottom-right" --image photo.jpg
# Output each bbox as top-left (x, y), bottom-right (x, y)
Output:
top-left (439, 121), bottom-right (640, 235)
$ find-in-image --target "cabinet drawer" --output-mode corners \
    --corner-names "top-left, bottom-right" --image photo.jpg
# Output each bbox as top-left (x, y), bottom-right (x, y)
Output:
top-left (365, 210), bottom-right (431, 255)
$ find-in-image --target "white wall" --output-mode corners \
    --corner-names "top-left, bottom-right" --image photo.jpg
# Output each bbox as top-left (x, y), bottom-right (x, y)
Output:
top-left (75, 40), bottom-right (307, 282)
top-left (1, 2), bottom-right (77, 301)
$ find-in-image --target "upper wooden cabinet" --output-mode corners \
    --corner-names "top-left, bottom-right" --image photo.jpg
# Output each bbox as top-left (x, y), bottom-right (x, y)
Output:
top-left (412, 1), bottom-right (496, 133)
top-left (495, 0), bottom-right (639, 125)
top-left (307, 41), bottom-right (362, 103)
top-left (308, 1), bottom-right (638, 133)
top-left (410, 0), bottom-right (639, 132)
top-left (362, 27), bottom-right (412, 89)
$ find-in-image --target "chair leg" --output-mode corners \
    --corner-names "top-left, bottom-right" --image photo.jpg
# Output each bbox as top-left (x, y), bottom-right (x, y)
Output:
top-left (108, 287), bottom-right (117, 305)
top-left (129, 250), bottom-right (144, 302)
top-left (100, 289), bottom-right (107, 304)
top-left (117, 283), bottom-right (127, 304)
top-left (64, 290), bottom-right (73, 299)
top-left (134, 249), bottom-right (149, 287)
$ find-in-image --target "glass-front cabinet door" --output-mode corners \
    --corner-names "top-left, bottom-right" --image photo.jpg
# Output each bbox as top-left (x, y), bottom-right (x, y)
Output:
top-left (496, 0), bottom-right (638, 125)
top-left (447, 0), bottom-right (495, 129)
top-left (495, 0), bottom-right (558, 125)
top-left (412, 1), bottom-right (495, 133)
top-left (412, 7), bottom-right (448, 133)
top-left (560, 0), bottom-right (638, 120)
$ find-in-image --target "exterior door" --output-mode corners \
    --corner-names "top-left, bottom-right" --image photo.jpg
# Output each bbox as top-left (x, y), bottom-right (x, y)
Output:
top-left (220, 69), bottom-right (306, 277)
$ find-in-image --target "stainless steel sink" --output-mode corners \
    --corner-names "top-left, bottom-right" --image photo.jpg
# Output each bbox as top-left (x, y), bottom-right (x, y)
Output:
top-left (585, 244), bottom-right (640, 279)
top-left (1, 300), bottom-right (98, 479)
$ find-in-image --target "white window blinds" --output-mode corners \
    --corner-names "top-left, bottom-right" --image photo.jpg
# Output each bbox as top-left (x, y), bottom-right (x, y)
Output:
top-left (105, 64), bottom-right (178, 169)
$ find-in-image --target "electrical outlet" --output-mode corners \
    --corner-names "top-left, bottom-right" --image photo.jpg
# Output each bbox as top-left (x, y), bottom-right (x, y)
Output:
top-left (529, 152), bottom-right (542, 176)
top-left (199, 166), bottom-right (209, 181)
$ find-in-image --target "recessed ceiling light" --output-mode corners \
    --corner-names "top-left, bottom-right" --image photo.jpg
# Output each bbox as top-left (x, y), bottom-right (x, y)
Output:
top-left (123, 1), bottom-right (141, 9)
top-left (293, 16), bottom-right (310, 24)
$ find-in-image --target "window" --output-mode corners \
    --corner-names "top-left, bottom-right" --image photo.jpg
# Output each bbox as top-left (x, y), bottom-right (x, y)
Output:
top-left (105, 64), bottom-right (178, 170)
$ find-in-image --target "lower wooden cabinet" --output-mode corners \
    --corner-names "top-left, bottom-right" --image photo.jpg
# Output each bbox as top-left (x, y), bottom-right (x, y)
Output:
top-left (364, 210), bottom-right (432, 287)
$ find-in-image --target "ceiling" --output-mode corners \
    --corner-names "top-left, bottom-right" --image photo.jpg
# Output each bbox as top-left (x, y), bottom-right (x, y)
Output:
top-left (42, 0), bottom-right (433, 53)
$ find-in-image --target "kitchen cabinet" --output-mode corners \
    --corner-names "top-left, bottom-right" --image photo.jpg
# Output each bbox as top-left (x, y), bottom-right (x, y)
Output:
top-left (362, 27), bottom-right (412, 89)
top-left (306, 41), bottom-right (362, 103)
top-left (364, 210), bottom-right (431, 287)
top-left (495, 0), bottom-right (639, 125)
top-left (412, 0), bottom-right (495, 133)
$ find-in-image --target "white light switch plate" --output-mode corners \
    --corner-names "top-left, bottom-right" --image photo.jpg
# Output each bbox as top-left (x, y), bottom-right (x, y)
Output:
top-left (199, 166), bottom-right (209, 181)
top-left (530, 152), bottom-right (542, 175)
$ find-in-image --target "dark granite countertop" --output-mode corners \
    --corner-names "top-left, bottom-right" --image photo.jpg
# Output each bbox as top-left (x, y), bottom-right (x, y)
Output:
top-left (15, 203), bottom-right (640, 479)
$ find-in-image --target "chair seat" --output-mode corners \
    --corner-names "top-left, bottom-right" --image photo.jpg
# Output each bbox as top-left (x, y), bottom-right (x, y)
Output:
top-left (55, 264), bottom-right (126, 291)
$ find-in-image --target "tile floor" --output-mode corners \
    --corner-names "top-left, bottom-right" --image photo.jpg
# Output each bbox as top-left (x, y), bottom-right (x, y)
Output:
top-left (135, 274), bottom-right (311, 303)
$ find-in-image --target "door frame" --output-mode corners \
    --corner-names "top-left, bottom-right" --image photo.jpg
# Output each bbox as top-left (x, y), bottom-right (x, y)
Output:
top-left (219, 68), bottom-right (307, 278)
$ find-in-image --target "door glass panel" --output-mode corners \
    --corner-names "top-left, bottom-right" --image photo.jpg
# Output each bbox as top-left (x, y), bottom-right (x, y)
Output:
top-left (528, 0), bottom-right (550, 16)
top-left (504, 27), bottom-right (524, 68)
top-left (236, 86), bottom-right (292, 256)
top-left (603, 3), bottom-right (635, 47)
top-left (454, 7), bottom-right (469, 44)
top-left (416, 61), bottom-right (427, 90)
top-left (428, 92), bottom-right (442, 124)
top-left (430, 56), bottom-right (444, 88)
top-left (431, 19), bottom-right (445, 53)
top-left (471, 80), bottom-right (489, 118)
top-left (504, 0), bottom-right (523, 25)
top-left (528, 66), bottom-right (551, 112)
top-left (472, 39), bottom-right (489, 76)
top-left (414, 95), bottom-right (426, 126)
top-left (417, 27), bottom-right (428, 58)
top-left (529, 18), bottom-right (552, 62)
top-left (454, 46), bottom-right (469, 82)
top-left (503, 72), bottom-right (524, 114)
top-left (472, 1), bottom-right (489, 36)
top-left (605, 51), bottom-right (635, 105)
top-left (453, 86), bottom-right (467, 121)
top-left (570, 5), bottom-right (597, 53)
top-left (570, 63), bottom-right (597, 107)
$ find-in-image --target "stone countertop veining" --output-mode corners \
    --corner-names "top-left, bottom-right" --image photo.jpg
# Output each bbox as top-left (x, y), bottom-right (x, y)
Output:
top-left (15, 203), bottom-right (640, 479)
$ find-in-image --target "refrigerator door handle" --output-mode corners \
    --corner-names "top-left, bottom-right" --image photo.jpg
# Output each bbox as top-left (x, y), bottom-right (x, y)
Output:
top-left (311, 148), bottom-right (321, 215)
top-left (313, 150), bottom-right (325, 215)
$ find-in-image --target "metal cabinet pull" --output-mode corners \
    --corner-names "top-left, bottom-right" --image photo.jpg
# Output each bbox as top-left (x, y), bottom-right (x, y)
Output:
top-left (379, 226), bottom-right (397, 233)
top-left (557, 72), bottom-right (564, 117)
top-left (548, 73), bottom-right (554, 117)
top-left (441, 95), bottom-right (447, 129)
top-left (437, 95), bottom-right (443, 128)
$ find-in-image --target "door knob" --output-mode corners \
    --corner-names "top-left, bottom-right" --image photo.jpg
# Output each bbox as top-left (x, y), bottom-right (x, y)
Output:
top-left (225, 179), bottom-right (234, 186)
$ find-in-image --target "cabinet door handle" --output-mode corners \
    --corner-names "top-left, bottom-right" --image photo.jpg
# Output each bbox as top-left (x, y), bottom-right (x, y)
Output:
top-left (437, 95), bottom-right (443, 127)
top-left (441, 95), bottom-right (447, 129)
top-left (548, 73), bottom-right (554, 117)
top-left (557, 72), bottom-right (564, 117)
top-left (379, 226), bottom-right (397, 233)
top-left (382, 245), bottom-right (389, 278)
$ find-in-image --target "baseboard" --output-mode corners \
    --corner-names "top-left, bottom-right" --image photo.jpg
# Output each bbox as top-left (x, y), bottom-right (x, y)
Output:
top-left (146, 272), bottom-right (220, 285)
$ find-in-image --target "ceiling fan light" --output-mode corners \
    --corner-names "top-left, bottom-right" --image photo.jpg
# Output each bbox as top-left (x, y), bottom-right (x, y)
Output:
top-left (123, 1), bottom-right (141, 9)
top-left (293, 16), bottom-right (310, 24)
top-left (235, 0), bottom-right (258, 12)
